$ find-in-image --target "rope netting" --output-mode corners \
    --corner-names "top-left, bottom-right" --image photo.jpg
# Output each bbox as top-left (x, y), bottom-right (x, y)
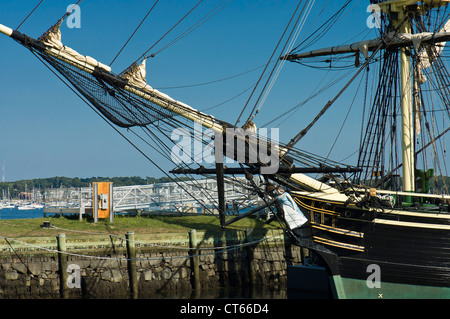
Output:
top-left (36, 49), bottom-right (176, 128)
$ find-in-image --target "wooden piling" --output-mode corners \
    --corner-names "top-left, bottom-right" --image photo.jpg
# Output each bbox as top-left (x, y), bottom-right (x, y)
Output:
top-left (79, 187), bottom-right (83, 222)
top-left (93, 183), bottom-right (98, 223)
top-left (57, 233), bottom-right (69, 299)
top-left (126, 231), bottom-right (138, 299)
top-left (189, 229), bottom-right (200, 292)
top-left (215, 163), bottom-right (226, 227)
top-left (245, 228), bottom-right (257, 286)
top-left (220, 231), bottom-right (229, 286)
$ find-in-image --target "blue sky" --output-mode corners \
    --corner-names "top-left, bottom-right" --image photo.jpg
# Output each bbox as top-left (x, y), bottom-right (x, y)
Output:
top-left (0, 0), bottom-right (375, 181)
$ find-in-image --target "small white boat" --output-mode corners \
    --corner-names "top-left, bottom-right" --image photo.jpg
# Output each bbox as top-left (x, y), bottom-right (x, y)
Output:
top-left (18, 203), bottom-right (44, 210)
top-left (0, 202), bottom-right (14, 209)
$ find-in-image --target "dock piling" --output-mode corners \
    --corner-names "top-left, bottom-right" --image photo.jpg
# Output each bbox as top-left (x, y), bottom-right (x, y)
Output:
top-left (57, 233), bottom-right (69, 299)
top-left (189, 229), bottom-right (200, 292)
top-left (245, 228), bottom-right (257, 286)
top-left (126, 231), bottom-right (138, 299)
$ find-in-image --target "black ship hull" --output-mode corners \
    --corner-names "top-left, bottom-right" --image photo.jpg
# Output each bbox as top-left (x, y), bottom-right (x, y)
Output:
top-left (290, 191), bottom-right (450, 298)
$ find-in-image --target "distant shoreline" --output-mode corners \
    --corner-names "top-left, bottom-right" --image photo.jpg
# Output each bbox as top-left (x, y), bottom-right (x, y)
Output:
top-left (0, 175), bottom-right (192, 200)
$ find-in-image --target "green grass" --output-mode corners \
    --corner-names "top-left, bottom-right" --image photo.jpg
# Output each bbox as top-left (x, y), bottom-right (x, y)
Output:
top-left (0, 215), bottom-right (281, 238)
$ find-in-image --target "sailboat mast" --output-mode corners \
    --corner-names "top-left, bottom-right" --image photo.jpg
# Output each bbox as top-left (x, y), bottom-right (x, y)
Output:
top-left (394, 7), bottom-right (415, 193)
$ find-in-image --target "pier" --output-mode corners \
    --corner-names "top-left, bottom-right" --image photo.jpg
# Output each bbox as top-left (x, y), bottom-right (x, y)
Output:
top-left (43, 177), bottom-right (262, 218)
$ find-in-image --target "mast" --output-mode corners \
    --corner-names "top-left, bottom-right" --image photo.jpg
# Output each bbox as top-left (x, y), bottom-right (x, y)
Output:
top-left (284, 0), bottom-right (450, 193)
top-left (384, 1), bottom-right (415, 193)
top-left (375, 0), bottom-right (449, 193)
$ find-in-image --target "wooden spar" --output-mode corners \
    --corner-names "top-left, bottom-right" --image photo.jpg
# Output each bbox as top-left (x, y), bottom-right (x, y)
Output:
top-left (170, 166), bottom-right (361, 175)
top-left (0, 24), bottom-right (13, 37)
top-left (282, 31), bottom-right (450, 61)
top-left (282, 0), bottom-right (450, 62)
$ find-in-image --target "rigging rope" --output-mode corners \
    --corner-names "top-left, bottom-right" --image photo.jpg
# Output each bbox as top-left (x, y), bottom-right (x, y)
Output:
top-left (247, 0), bottom-right (316, 123)
top-left (289, 0), bottom-right (353, 55)
top-left (48, 225), bottom-right (282, 251)
top-left (28, 49), bottom-right (226, 217)
top-left (0, 232), bottom-right (284, 261)
top-left (285, 14), bottom-right (411, 153)
top-left (131, 0), bottom-right (204, 65)
top-left (15, 0), bottom-right (44, 31)
top-left (157, 62), bottom-right (267, 90)
top-left (151, 0), bottom-right (233, 57)
top-left (234, 0), bottom-right (306, 127)
top-left (42, 0), bottom-right (85, 35)
top-left (109, 0), bottom-right (160, 67)
top-left (200, 82), bottom-right (255, 112)
top-left (325, 68), bottom-right (366, 161)
top-left (11, 0), bottom-right (367, 213)
top-left (262, 66), bottom-right (354, 127)
top-left (286, 48), bottom-right (381, 151)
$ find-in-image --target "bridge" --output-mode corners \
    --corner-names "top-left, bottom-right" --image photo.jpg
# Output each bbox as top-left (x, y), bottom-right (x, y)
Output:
top-left (43, 177), bottom-right (261, 217)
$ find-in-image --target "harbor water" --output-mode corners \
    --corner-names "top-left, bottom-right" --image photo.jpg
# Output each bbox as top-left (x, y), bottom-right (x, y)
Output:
top-left (0, 206), bottom-right (43, 219)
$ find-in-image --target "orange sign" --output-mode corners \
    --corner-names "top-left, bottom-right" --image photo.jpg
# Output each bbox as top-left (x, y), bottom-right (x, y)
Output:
top-left (93, 182), bottom-right (112, 219)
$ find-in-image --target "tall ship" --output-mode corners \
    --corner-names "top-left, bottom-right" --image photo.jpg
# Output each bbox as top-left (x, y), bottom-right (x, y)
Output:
top-left (0, 0), bottom-right (449, 298)
top-left (281, 0), bottom-right (450, 298)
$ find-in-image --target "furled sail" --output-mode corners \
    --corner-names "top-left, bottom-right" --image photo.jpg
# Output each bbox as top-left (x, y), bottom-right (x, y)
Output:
top-left (413, 19), bottom-right (450, 135)
top-left (118, 58), bottom-right (210, 124)
top-left (38, 21), bottom-right (111, 73)
top-left (417, 18), bottom-right (450, 80)
top-left (120, 58), bottom-right (149, 88)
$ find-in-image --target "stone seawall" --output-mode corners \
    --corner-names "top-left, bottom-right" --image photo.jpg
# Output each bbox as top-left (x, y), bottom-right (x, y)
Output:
top-left (0, 229), bottom-right (307, 299)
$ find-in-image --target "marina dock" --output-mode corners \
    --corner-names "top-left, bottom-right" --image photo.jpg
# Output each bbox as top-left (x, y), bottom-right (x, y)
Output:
top-left (42, 177), bottom-right (265, 219)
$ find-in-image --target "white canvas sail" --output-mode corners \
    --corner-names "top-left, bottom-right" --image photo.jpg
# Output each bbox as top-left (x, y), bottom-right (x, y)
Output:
top-left (38, 22), bottom-right (111, 72)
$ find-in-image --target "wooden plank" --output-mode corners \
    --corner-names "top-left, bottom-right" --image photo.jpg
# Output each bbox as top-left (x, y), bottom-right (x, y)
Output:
top-left (311, 223), bottom-right (364, 238)
top-left (313, 236), bottom-right (364, 252)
